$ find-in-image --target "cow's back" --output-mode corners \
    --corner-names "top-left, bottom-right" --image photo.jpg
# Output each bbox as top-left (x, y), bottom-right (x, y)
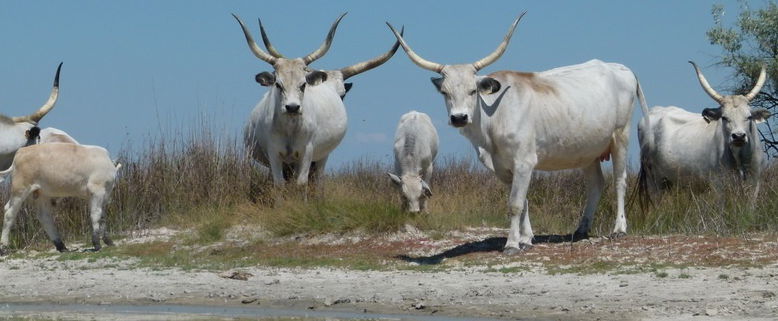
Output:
top-left (393, 111), bottom-right (438, 174)
top-left (641, 106), bottom-right (724, 179)
top-left (481, 60), bottom-right (639, 171)
top-left (12, 143), bottom-right (117, 198)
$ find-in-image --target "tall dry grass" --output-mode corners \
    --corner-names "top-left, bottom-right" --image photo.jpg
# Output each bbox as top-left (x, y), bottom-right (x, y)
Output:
top-left (1, 124), bottom-right (777, 249)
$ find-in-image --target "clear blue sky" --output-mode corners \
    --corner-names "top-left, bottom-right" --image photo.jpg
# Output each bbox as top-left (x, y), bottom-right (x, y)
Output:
top-left (0, 1), bottom-right (768, 171)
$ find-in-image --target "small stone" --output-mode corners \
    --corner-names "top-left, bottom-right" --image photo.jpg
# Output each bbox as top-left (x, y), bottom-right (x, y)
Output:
top-left (413, 302), bottom-right (426, 310)
top-left (241, 298), bottom-right (258, 304)
top-left (264, 279), bottom-right (280, 285)
top-left (705, 308), bottom-right (718, 316)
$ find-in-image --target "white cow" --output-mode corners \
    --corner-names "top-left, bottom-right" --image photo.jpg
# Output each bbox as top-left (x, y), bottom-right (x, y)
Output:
top-left (388, 14), bottom-right (650, 254)
top-left (638, 62), bottom-right (770, 200)
top-left (39, 127), bottom-right (80, 144)
top-left (0, 63), bottom-right (62, 170)
top-left (234, 13), bottom-right (401, 186)
top-left (388, 111), bottom-right (439, 213)
top-left (0, 143), bottom-right (121, 254)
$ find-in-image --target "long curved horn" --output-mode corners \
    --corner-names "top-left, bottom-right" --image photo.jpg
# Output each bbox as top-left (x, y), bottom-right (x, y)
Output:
top-left (302, 12), bottom-right (347, 65)
top-left (13, 62), bottom-right (61, 124)
top-left (232, 13), bottom-right (277, 65)
top-left (258, 18), bottom-right (284, 58)
top-left (745, 64), bottom-right (767, 101)
top-left (340, 27), bottom-right (404, 80)
top-left (386, 22), bottom-right (444, 73)
top-left (472, 12), bottom-right (525, 71)
top-left (689, 61), bottom-right (724, 103)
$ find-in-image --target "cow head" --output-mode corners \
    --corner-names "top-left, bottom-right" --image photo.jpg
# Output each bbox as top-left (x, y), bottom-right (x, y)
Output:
top-left (690, 61), bottom-right (770, 148)
top-left (0, 63), bottom-right (61, 168)
top-left (233, 13), bottom-right (344, 115)
top-left (260, 22), bottom-right (404, 101)
top-left (388, 173), bottom-right (432, 213)
top-left (235, 14), bottom-right (402, 111)
top-left (387, 13), bottom-right (524, 128)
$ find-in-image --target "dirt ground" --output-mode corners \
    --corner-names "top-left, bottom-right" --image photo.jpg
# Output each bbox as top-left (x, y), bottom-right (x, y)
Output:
top-left (1, 228), bottom-right (777, 320)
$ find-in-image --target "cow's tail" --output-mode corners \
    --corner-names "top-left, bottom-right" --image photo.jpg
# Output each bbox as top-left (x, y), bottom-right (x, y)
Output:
top-left (634, 78), bottom-right (656, 211)
top-left (0, 164), bottom-right (13, 184)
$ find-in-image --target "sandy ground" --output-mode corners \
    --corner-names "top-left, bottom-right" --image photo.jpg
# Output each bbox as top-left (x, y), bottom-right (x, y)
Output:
top-left (1, 228), bottom-right (777, 320)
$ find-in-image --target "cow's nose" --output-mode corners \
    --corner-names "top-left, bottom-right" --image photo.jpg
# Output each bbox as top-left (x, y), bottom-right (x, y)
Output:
top-left (285, 104), bottom-right (300, 113)
top-left (450, 114), bottom-right (468, 127)
top-left (731, 133), bottom-right (746, 141)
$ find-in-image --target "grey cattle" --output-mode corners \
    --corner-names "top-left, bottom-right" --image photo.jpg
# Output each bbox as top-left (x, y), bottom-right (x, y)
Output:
top-left (0, 143), bottom-right (121, 254)
top-left (234, 13), bottom-right (401, 186)
top-left (0, 63), bottom-right (62, 170)
top-left (388, 111), bottom-right (438, 213)
top-left (638, 62), bottom-right (770, 201)
top-left (388, 14), bottom-right (650, 254)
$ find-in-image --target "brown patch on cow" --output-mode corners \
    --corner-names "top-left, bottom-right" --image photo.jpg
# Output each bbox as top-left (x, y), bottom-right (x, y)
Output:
top-left (599, 146), bottom-right (611, 162)
top-left (489, 71), bottom-right (558, 95)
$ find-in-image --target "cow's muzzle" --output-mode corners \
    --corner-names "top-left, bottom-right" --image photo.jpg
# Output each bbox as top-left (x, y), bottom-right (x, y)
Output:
top-left (450, 114), bottom-right (468, 128)
top-left (284, 104), bottom-right (301, 114)
top-left (731, 133), bottom-right (747, 146)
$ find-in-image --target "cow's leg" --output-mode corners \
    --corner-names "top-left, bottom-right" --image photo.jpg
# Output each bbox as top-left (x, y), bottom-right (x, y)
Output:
top-left (611, 128), bottom-right (629, 237)
top-left (504, 156), bottom-right (537, 255)
top-left (1, 188), bottom-right (34, 253)
top-left (0, 192), bottom-right (29, 254)
top-left (421, 163), bottom-right (433, 213)
top-left (268, 148), bottom-right (286, 186)
top-left (34, 197), bottom-right (67, 252)
top-left (574, 160), bottom-right (604, 240)
top-left (295, 143), bottom-right (315, 186)
top-left (310, 156), bottom-right (329, 186)
top-left (88, 191), bottom-right (107, 251)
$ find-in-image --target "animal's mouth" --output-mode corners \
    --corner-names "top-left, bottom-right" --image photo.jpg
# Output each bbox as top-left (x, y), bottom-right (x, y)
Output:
top-left (731, 140), bottom-right (746, 147)
top-left (450, 121), bottom-right (468, 128)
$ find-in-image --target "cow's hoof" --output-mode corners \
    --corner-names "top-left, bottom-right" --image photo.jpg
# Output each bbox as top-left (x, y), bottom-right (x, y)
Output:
top-left (609, 232), bottom-right (627, 239)
top-left (54, 241), bottom-right (69, 253)
top-left (503, 243), bottom-right (533, 255)
top-left (572, 231), bottom-right (589, 241)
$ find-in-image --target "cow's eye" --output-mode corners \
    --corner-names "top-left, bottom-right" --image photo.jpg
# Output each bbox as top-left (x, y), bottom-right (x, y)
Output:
top-left (468, 90), bottom-right (477, 96)
top-left (299, 84), bottom-right (306, 92)
top-left (275, 83), bottom-right (284, 92)
top-left (721, 116), bottom-right (729, 122)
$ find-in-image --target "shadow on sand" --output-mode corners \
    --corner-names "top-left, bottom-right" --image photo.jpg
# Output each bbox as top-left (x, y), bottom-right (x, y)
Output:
top-left (396, 234), bottom-right (587, 265)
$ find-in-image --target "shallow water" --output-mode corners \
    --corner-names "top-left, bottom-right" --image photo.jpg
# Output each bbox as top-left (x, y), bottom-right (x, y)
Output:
top-left (0, 302), bottom-right (517, 321)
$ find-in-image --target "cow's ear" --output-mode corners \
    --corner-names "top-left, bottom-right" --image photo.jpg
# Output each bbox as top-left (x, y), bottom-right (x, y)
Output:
top-left (702, 108), bottom-right (722, 123)
top-left (255, 72), bottom-right (275, 86)
top-left (477, 77), bottom-right (501, 95)
top-left (431, 77), bottom-right (443, 92)
top-left (751, 108), bottom-right (771, 123)
top-left (306, 70), bottom-right (328, 86)
top-left (25, 126), bottom-right (40, 140)
top-left (387, 173), bottom-right (402, 186)
top-left (421, 180), bottom-right (432, 197)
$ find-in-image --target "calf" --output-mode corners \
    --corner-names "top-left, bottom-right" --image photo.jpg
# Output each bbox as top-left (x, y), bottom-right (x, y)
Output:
top-left (0, 143), bottom-right (120, 254)
top-left (388, 111), bottom-right (439, 213)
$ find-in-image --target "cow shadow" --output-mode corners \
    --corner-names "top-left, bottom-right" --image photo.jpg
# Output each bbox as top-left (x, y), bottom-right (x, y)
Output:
top-left (395, 233), bottom-right (586, 265)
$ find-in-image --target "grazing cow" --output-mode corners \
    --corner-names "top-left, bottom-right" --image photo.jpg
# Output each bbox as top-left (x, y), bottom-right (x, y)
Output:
top-left (387, 14), bottom-right (650, 254)
top-left (0, 143), bottom-right (121, 254)
top-left (233, 13), bottom-right (401, 186)
top-left (388, 111), bottom-right (439, 213)
top-left (638, 62), bottom-right (770, 200)
top-left (0, 63), bottom-right (62, 170)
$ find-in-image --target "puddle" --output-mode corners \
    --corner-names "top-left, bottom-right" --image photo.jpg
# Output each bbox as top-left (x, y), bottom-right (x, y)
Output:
top-left (0, 303), bottom-right (522, 321)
